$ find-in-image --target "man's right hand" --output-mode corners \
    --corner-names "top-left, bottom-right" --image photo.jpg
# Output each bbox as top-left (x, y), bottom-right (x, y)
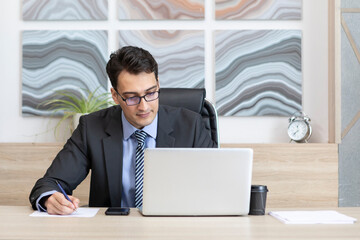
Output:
top-left (45, 192), bottom-right (80, 215)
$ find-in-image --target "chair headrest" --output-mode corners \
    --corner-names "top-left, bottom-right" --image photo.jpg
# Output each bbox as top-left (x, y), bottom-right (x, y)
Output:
top-left (159, 88), bottom-right (206, 114)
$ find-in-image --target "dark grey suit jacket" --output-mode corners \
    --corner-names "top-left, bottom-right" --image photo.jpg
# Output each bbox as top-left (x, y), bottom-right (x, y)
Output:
top-left (29, 105), bottom-right (217, 209)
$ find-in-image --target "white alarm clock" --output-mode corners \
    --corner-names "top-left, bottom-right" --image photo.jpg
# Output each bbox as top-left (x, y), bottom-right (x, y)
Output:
top-left (287, 111), bottom-right (312, 143)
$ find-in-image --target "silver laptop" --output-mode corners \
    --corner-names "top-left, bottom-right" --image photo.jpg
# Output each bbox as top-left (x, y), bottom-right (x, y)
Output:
top-left (140, 148), bottom-right (253, 216)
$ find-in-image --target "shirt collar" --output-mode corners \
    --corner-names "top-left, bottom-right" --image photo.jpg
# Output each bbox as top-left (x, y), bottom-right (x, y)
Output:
top-left (122, 111), bottom-right (158, 140)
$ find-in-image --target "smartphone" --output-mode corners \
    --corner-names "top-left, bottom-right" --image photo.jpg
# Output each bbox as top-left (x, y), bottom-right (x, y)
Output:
top-left (105, 207), bottom-right (130, 215)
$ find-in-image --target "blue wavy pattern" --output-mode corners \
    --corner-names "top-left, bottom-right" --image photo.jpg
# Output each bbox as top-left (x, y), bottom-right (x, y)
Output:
top-left (215, 30), bottom-right (302, 116)
top-left (119, 30), bottom-right (205, 88)
top-left (22, 30), bottom-right (108, 116)
top-left (23, 0), bottom-right (108, 20)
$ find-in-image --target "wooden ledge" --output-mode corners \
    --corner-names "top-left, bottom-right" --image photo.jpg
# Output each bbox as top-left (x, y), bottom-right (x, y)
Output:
top-left (0, 143), bottom-right (338, 207)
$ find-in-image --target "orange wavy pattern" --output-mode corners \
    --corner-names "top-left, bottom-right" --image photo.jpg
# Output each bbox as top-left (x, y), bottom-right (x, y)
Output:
top-left (119, 0), bottom-right (204, 20)
top-left (215, 0), bottom-right (302, 20)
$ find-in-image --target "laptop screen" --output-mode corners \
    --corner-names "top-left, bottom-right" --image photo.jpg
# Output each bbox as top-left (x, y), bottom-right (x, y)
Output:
top-left (141, 148), bottom-right (253, 216)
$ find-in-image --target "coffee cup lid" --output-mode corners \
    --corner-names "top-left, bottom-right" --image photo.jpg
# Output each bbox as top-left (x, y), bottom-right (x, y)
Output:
top-left (251, 185), bottom-right (268, 192)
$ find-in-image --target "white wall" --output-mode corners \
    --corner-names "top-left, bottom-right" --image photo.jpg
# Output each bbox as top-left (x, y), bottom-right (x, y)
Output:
top-left (0, 0), bottom-right (329, 143)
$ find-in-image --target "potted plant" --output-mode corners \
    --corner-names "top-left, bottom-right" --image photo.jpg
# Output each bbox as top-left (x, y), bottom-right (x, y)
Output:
top-left (40, 87), bottom-right (114, 138)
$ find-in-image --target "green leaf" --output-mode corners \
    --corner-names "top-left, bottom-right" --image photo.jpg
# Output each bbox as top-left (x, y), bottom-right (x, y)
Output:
top-left (38, 86), bottom-right (115, 139)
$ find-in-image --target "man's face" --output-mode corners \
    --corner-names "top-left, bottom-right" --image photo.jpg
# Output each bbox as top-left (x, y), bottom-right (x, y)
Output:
top-left (111, 70), bottom-right (159, 129)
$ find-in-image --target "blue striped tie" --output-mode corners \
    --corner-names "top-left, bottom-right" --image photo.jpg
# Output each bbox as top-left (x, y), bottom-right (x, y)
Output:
top-left (134, 130), bottom-right (147, 208)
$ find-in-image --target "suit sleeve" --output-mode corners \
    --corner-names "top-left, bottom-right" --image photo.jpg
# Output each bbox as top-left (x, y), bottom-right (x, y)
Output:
top-left (29, 116), bottom-right (90, 210)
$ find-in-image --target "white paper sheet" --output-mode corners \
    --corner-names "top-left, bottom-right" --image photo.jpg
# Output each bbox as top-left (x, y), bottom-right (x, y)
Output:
top-left (269, 210), bottom-right (357, 224)
top-left (30, 207), bottom-right (99, 218)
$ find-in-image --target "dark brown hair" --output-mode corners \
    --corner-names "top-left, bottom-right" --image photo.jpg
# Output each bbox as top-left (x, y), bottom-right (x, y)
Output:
top-left (106, 46), bottom-right (158, 90)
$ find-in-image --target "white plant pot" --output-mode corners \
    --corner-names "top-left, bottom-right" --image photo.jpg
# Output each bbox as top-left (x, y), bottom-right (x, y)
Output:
top-left (72, 113), bottom-right (87, 131)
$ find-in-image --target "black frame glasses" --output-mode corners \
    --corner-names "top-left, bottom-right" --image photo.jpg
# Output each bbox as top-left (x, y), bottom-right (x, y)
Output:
top-left (115, 89), bottom-right (160, 106)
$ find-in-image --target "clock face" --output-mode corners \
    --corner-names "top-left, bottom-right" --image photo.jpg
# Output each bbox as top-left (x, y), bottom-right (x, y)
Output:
top-left (287, 120), bottom-right (309, 141)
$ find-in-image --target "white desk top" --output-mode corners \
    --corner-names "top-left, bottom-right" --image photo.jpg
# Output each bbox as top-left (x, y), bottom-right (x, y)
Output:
top-left (0, 206), bottom-right (359, 240)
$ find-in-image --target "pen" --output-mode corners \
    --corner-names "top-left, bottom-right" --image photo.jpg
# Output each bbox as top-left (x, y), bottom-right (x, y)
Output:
top-left (56, 180), bottom-right (77, 211)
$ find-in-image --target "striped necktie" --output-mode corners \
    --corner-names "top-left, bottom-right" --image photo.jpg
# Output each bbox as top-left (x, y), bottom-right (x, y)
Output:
top-left (134, 130), bottom-right (147, 208)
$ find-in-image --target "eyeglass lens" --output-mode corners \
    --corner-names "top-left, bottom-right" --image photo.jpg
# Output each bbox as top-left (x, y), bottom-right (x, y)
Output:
top-left (126, 91), bottom-right (159, 106)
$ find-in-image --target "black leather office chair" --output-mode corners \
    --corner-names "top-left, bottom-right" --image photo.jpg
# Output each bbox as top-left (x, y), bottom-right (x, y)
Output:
top-left (159, 88), bottom-right (219, 147)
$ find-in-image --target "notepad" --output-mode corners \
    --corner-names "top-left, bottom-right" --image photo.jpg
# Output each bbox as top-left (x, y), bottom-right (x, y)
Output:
top-left (30, 208), bottom-right (99, 218)
top-left (269, 210), bottom-right (357, 224)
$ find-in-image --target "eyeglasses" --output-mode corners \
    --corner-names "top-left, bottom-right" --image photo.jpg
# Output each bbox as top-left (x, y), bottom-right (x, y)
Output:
top-left (115, 89), bottom-right (160, 106)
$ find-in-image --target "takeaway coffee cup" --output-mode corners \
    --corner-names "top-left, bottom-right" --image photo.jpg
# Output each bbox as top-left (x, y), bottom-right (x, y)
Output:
top-left (249, 185), bottom-right (268, 215)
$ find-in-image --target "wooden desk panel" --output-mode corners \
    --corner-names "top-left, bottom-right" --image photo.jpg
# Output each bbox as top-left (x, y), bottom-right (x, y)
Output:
top-left (0, 143), bottom-right (90, 206)
top-left (0, 143), bottom-right (338, 208)
top-left (222, 144), bottom-right (338, 207)
top-left (0, 206), bottom-right (358, 240)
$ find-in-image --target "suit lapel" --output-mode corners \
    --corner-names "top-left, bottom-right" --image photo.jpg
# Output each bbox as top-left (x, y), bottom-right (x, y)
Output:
top-left (156, 106), bottom-right (175, 147)
top-left (102, 105), bottom-right (174, 206)
top-left (103, 106), bottom-right (123, 207)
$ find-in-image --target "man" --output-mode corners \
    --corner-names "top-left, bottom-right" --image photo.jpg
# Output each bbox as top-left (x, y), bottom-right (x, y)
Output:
top-left (29, 46), bottom-right (217, 215)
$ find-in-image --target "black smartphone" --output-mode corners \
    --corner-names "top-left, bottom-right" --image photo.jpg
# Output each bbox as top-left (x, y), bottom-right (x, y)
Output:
top-left (105, 207), bottom-right (130, 215)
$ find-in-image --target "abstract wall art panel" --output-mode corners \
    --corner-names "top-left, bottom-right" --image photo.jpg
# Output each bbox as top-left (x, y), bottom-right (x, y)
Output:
top-left (118, 0), bottom-right (204, 20)
top-left (215, 30), bottom-right (302, 116)
top-left (215, 0), bottom-right (302, 20)
top-left (119, 30), bottom-right (204, 88)
top-left (23, 0), bottom-right (108, 20)
top-left (22, 30), bottom-right (108, 116)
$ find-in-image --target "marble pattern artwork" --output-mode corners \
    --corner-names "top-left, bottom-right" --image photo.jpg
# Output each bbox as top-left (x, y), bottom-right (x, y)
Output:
top-left (23, 0), bottom-right (108, 20)
top-left (118, 0), bottom-right (204, 20)
top-left (215, 0), bottom-right (302, 20)
top-left (119, 30), bottom-right (204, 88)
top-left (215, 30), bottom-right (302, 116)
top-left (22, 30), bottom-right (108, 116)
